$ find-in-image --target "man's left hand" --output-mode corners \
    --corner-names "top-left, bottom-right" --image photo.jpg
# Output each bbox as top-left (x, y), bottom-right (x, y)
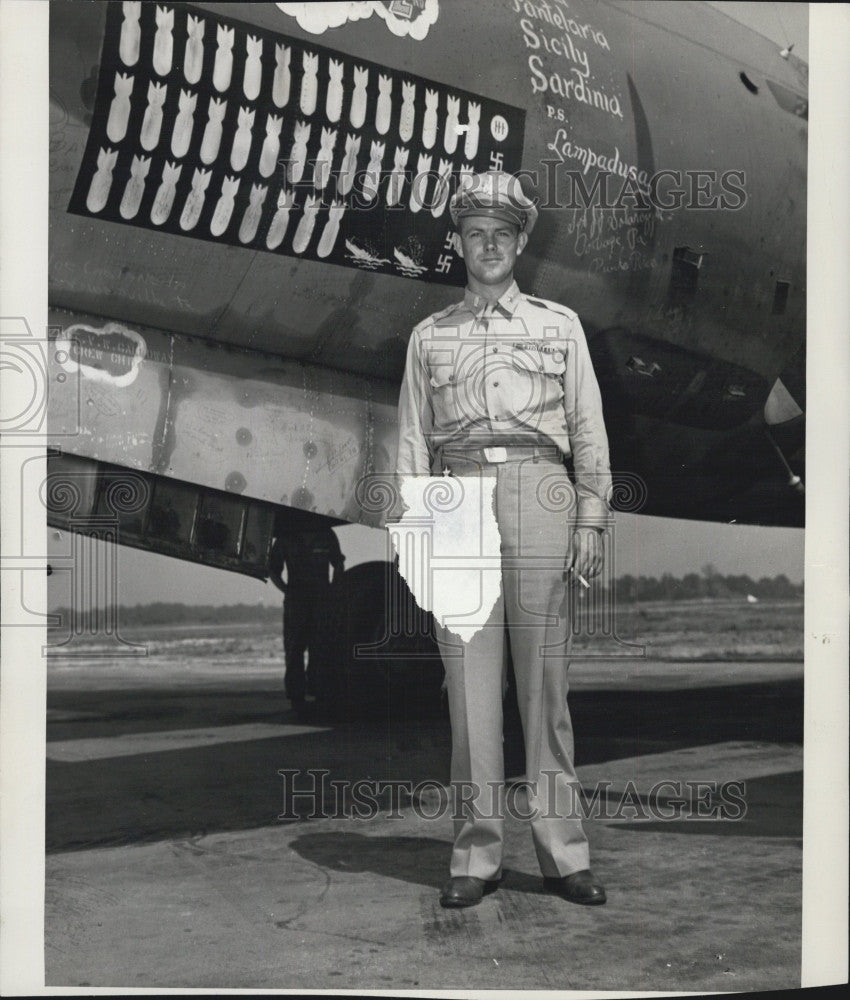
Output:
top-left (564, 526), bottom-right (604, 582)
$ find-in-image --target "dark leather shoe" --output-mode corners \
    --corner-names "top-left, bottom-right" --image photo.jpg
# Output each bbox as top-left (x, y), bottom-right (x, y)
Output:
top-left (439, 876), bottom-right (500, 909)
top-left (543, 869), bottom-right (607, 905)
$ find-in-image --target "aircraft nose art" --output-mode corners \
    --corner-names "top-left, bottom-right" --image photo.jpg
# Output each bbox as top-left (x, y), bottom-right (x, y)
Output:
top-left (64, 2), bottom-right (526, 288)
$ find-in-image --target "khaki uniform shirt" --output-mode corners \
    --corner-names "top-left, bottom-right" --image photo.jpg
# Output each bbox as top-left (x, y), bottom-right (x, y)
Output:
top-left (396, 280), bottom-right (612, 527)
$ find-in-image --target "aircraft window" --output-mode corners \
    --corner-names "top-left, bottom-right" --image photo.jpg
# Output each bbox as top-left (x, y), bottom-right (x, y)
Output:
top-left (243, 503), bottom-right (275, 564)
top-left (195, 493), bottom-right (246, 557)
top-left (772, 281), bottom-right (790, 315)
top-left (43, 452), bottom-right (100, 525)
top-left (739, 72), bottom-right (759, 94)
top-left (44, 452), bottom-right (275, 576)
top-left (149, 479), bottom-right (199, 544)
top-left (94, 471), bottom-right (150, 537)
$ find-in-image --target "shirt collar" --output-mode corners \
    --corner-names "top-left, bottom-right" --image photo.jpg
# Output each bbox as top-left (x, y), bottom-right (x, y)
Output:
top-left (463, 280), bottom-right (522, 319)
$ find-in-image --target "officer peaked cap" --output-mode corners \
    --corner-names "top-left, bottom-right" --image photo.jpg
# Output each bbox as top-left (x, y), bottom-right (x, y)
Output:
top-left (450, 170), bottom-right (539, 235)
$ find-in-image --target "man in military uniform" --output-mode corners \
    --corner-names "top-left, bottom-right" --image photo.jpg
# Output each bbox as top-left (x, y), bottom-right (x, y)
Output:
top-left (269, 528), bottom-right (345, 713)
top-left (396, 171), bottom-right (612, 908)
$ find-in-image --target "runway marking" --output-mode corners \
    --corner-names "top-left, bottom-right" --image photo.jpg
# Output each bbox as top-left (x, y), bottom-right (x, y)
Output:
top-left (46, 722), bottom-right (331, 762)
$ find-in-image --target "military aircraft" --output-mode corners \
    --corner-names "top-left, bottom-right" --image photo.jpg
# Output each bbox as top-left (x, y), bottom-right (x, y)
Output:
top-left (44, 0), bottom-right (805, 607)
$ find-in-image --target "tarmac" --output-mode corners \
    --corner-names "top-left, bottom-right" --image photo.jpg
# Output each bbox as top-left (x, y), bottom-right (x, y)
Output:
top-left (45, 656), bottom-right (804, 992)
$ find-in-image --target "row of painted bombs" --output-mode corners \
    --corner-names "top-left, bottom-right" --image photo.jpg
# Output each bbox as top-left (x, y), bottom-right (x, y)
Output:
top-left (86, 152), bottom-right (468, 253)
top-left (99, 98), bottom-right (476, 194)
top-left (105, 72), bottom-right (484, 162)
top-left (115, 5), bottom-right (484, 154)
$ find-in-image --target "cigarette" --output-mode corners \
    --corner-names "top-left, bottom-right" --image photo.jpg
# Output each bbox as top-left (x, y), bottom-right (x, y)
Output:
top-left (576, 572), bottom-right (590, 589)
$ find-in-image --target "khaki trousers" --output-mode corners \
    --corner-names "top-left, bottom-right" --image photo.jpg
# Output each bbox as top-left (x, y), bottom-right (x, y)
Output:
top-left (433, 450), bottom-right (590, 879)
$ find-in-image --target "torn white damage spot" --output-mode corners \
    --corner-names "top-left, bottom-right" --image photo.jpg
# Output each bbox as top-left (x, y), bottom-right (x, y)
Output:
top-left (55, 322), bottom-right (146, 387)
top-left (388, 475), bottom-right (502, 643)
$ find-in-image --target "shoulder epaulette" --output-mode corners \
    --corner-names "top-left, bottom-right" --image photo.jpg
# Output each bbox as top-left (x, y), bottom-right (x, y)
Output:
top-left (523, 295), bottom-right (577, 321)
top-left (417, 298), bottom-right (470, 332)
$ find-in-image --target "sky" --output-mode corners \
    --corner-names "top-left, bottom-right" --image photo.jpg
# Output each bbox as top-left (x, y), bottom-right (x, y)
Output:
top-left (44, 1), bottom-right (810, 609)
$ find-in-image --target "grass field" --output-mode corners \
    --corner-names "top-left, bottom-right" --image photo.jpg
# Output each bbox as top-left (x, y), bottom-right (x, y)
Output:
top-left (572, 598), bottom-right (803, 661)
top-left (47, 598), bottom-right (803, 673)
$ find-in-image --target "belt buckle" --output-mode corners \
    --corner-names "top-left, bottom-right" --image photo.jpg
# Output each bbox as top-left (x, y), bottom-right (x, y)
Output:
top-left (483, 446), bottom-right (507, 463)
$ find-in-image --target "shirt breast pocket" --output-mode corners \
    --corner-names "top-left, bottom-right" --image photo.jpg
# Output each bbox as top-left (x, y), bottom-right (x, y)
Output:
top-left (428, 363), bottom-right (456, 390)
top-left (509, 349), bottom-right (565, 415)
top-left (538, 349), bottom-right (567, 377)
top-left (428, 362), bottom-right (475, 427)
